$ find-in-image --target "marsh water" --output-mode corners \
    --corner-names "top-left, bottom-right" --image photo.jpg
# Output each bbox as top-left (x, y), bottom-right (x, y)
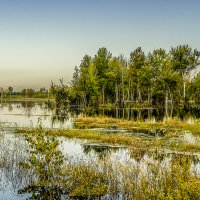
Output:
top-left (0, 101), bottom-right (74, 129)
top-left (0, 101), bottom-right (200, 199)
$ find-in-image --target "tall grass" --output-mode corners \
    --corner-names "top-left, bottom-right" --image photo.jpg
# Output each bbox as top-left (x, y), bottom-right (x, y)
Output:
top-left (57, 154), bottom-right (200, 199)
top-left (18, 130), bottom-right (200, 199)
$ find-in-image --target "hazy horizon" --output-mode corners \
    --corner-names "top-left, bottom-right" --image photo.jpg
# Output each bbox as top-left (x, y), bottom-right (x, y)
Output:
top-left (1, 0), bottom-right (200, 91)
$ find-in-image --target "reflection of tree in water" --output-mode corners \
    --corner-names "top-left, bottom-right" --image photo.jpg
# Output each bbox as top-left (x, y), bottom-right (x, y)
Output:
top-left (8, 103), bottom-right (13, 112)
top-left (44, 100), bottom-right (55, 110)
top-left (82, 144), bottom-right (119, 160)
top-left (18, 185), bottom-right (66, 200)
top-left (0, 103), bottom-right (5, 110)
top-left (51, 108), bottom-right (70, 127)
top-left (20, 101), bottom-right (36, 117)
top-left (0, 134), bottom-right (31, 194)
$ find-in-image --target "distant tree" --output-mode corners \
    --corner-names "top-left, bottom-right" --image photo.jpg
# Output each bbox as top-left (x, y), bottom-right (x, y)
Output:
top-left (27, 89), bottom-right (35, 97)
top-left (21, 88), bottom-right (35, 98)
top-left (21, 89), bottom-right (26, 97)
top-left (0, 87), bottom-right (3, 102)
top-left (8, 86), bottom-right (13, 99)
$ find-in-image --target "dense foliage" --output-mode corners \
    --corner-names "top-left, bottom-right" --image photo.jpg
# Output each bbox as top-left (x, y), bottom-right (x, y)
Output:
top-left (68, 45), bottom-right (200, 116)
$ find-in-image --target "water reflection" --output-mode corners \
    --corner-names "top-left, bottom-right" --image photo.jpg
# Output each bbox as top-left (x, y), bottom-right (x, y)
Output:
top-left (82, 144), bottom-right (120, 160)
top-left (0, 101), bottom-right (74, 129)
top-left (0, 132), bottom-right (200, 199)
top-left (18, 185), bottom-right (67, 200)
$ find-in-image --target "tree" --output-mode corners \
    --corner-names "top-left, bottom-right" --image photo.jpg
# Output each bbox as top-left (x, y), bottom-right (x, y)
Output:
top-left (8, 86), bottom-right (13, 99)
top-left (129, 47), bottom-right (146, 102)
top-left (170, 45), bottom-right (200, 105)
top-left (188, 73), bottom-right (200, 103)
top-left (107, 56), bottom-right (127, 104)
top-left (0, 87), bottom-right (3, 102)
top-left (27, 88), bottom-right (35, 97)
top-left (93, 47), bottom-right (112, 104)
top-left (85, 63), bottom-right (99, 103)
top-left (71, 66), bottom-right (79, 89)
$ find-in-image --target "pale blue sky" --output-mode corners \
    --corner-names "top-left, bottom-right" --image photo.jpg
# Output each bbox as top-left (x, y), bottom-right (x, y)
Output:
top-left (0, 0), bottom-right (200, 90)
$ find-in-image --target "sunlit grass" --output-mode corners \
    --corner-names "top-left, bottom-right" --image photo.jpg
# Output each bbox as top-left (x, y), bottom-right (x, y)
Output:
top-left (19, 129), bottom-right (200, 199)
top-left (75, 116), bottom-right (200, 135)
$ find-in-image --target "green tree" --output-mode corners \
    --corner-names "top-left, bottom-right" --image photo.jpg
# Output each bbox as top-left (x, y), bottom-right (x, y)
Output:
top-left (107, 56), bottom-right (127, 104)
top-left (85, 63), bottom-right (99, 103)
top-left (188, 73), bottom-right (200, 103)
top-left (170, 45), bottom-right (200, 105)
top-left (93, 47), bottom-right (112, 104)
top-left (129, 47), bottom-right (146, 102)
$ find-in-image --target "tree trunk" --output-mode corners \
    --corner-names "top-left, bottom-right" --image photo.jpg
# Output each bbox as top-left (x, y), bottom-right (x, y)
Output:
top-left (102, 86), bottom-right (105, 105)
top-left (128, 78), bottom-right (131, 102)
top-left (137, 86), bottom-right (142, 102)
top-left (122, 69), bottom-right (125, 107)
top-left (182, 72), bottom-right (187, 109)
top-left (148, 88), bottom-right (151, 105)
top-left (165, 89), bottom-right (169, 118)
top-left (170, 92), bottom-right (174, 118)
top-left (115, 83), bottom-right (119, 104)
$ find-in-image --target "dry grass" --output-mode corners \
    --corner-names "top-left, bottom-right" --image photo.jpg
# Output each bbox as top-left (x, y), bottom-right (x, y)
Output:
top-left (75, 116), bottom-right (200, 135)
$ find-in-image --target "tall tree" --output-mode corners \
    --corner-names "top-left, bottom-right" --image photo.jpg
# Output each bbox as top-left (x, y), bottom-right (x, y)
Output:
top-left (188, 73), bottom-right (200, 103)
top-left (170, 45), bottom-right (200, 104)
top-left (93, 47), bottom-right (112, 104)
top-left (85, 63), bottom-right (99, 104)
top-left (107, 57), bottom-right (123, 103)
top-left (129, 47), bottom-right (146, 102)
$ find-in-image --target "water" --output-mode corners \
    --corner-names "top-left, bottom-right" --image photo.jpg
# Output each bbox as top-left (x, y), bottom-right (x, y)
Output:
top-left (0, 101), bottom-right (200, 199)
top-left (0, 101), bottom-right (74, 129)
top-left (0, 129), bottom-right (199, 199)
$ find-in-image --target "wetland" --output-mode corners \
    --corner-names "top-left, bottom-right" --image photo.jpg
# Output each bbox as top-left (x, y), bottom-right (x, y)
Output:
top-left (0, 101), bottom-right (200, 199)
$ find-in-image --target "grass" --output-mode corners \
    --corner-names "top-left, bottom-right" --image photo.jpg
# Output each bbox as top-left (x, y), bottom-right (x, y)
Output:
top-left (18, 131), bottom-right (200, 199)
top-left (75, 115), bottom-right (200, 136)
top-left (15, 127), bottom-right (200, 153)
top-left (16, 128), bottom-right (159, 149)
top-left (12, 112), bottom-right (200, 154)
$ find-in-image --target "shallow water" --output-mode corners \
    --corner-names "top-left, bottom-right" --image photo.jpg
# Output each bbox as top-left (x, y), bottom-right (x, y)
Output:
top-left (0, 101), bottom-right (200, 199)
top-left (0, 129), bottom-right (199, 199)
top-left (0, 101), bottom-right (74, 129)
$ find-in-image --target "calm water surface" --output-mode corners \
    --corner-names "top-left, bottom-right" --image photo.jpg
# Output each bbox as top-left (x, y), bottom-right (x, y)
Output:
top-left (0, 101), bottom-right (74, 129)
top-left (0, 101), bottom-right (200, 199)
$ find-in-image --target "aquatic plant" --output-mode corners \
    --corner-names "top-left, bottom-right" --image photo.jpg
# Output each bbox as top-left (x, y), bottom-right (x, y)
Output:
top-left (18, 129), bottom-right (200, 199)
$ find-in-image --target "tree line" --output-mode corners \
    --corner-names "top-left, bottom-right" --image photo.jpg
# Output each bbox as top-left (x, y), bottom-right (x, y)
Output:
top-left (64, 45), bottom-right (200, 114)
top-left (0, 87), bottom-right (49, 99)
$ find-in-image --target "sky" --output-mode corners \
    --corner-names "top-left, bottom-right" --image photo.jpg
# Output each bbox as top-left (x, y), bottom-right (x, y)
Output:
top-left (0, 0), bottom-right (200, 90)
